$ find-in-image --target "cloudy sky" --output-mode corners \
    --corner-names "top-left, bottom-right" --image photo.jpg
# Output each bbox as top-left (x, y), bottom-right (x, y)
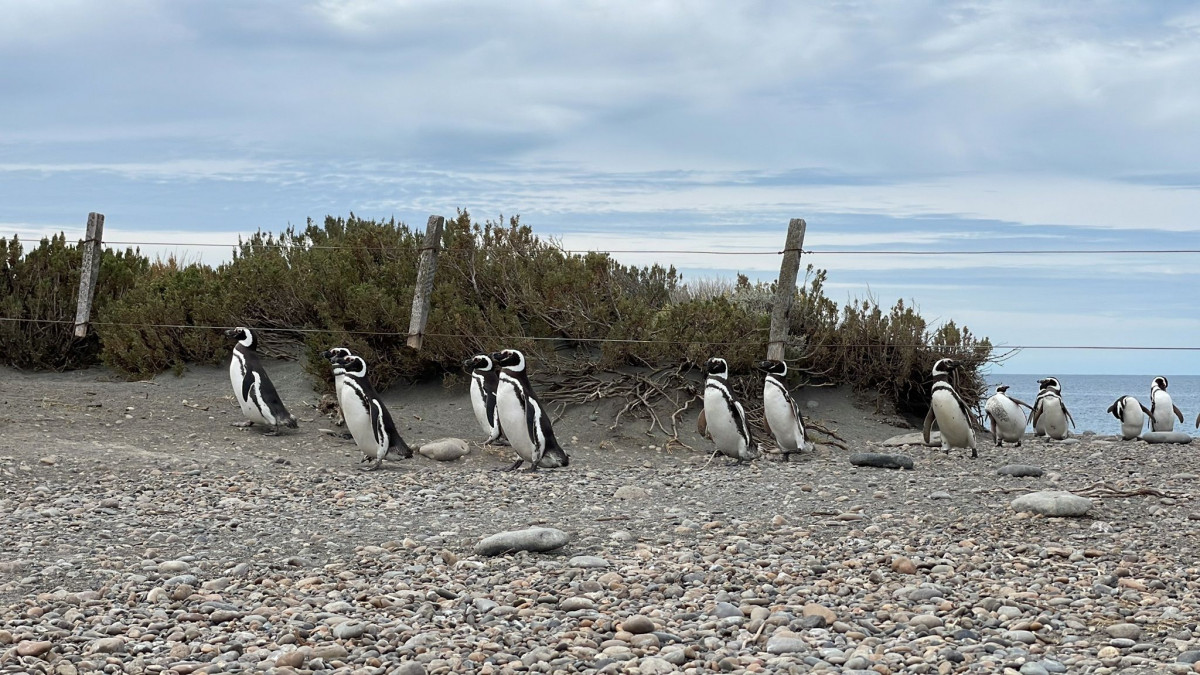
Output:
top-left (4, 1), bottom-right (1200, 374)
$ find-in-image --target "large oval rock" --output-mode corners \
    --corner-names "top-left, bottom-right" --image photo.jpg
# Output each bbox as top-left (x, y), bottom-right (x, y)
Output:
top-left (850, 453), bottom-right (914, 470)
top-left (418, 438), bottom-right (471, 461)
top-left (1011, 491), bottom-right (1092, 517)
top-left (474, 527), bottom-right (569, 556)
top-left (1141, 431), bottom-right (1193, 444)
top-left (998, 464), bottom-right (1044, 478)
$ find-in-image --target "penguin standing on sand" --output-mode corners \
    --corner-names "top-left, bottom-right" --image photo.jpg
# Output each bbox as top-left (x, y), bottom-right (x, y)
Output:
top-left (1149, 376), bottom-right (1185, 432)
top-left (320, 347), bottom-right (354, 438)
top-left (226, 327), bottom-right (298, 435)
top-left (1107, 395), bottom-right (1151, 441)
top-left (330, 354), bottom-right (412, 470)
top-left (464, 354), bottom-right (507, 446)
top-left (758, 359), bottom-right (812, 458)
top-left (922, 358), bottom-right (977, 457)
top-left (699, 357), bottom-right (758, 463)
top-left (491, 349), bottom-right (569, 471)
top-left (1031, 377), bottom-right (1075, 440)
top-left (984, 385), bottom-right (1031, 447)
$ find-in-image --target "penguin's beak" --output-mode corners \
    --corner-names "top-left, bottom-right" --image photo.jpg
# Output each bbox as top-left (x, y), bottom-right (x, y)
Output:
top-left (224, 328), bottom-right (238, 337)
top-left (756, 361), bottom-right (771, 371)
top-left (320, 350), bottom-right (333, 360)
top-left (462, 357), bottom-right (476, 369)
top-left (490, 352), bottom-right (506, 364)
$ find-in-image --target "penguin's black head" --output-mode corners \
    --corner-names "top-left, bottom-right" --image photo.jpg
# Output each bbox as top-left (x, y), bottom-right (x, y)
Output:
top-left (995, 384), bottom-right (1009, 394)
top-left (1037, 377), bottom-right (1061, 392)
top-left (931, 358), bottom-right (958, 377)
top-left (757, 360), bottom-right (787, 377)
top-left (331, 354), bottom-right (367, 378)
top-left (225, 327), bottom-right (256, 350)
top-left (321, 347), bottom-right (352, 362)
top-left (464, 354), bottom-right (494, 372)
top-left (1153, 376), bottom-right (1168, 390)
top-left (491, 349), bottom-right (525, 372)
top-left (704, 357), bottom-right (729, 378)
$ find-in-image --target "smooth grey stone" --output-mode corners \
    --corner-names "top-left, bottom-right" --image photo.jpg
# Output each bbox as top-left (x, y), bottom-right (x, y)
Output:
top-left (998, 464), bottom-right (1044, 477)
top-left (474, 527), bottom-right (569, 556)
top-left (1142, 431), bottom-right (1193, 444)
top-left (1177, 650), bottom-right (1200, 664)
top-left (849, 453), bottom-right (914, 470)
top-left (766, 636), bottom-right (808, 654)
top-left (712, 602), bottom-right (742, 619)
top-left (881, 432), bottom-right (939, 447)
top-left (417, 438), bottom-right (470, 461)
top-left (1019, 663), bottom-right (1049, 675)
top-left (568, 555), bottom-right (609, 569)
top-left (1010, 491), bottom-right (1092, 517)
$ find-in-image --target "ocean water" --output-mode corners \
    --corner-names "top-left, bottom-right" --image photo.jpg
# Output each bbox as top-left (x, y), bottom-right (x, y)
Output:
top-left (985, 374), bottom-right (1200, 437)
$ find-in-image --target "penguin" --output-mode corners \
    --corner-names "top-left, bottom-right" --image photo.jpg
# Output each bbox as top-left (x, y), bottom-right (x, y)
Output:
top-left (491, 349), bottom-right (569, 471)
top-left (320, 347), bottom-right (354, 438)
top-left (757, 359), bottom-right (812, 458)
top-left (922, 358), bottom-right (977, 457)
top-left (699, 357), bottom-right (757, 463)
top-left (226, 327), bottom-right (298, 435)
top-left (330, 354), bottom-right (412, 470)
top-left (1149, 376), bottom-right (1185, 432)
top-left (1107, 395), bottom-right (1151, 441)
top-left (984, 384), bottom-right (1031, 447)
top-left (464, 354), bottom-right (506, 446)
top-left (1030, 377), bottom-right (1075, 440)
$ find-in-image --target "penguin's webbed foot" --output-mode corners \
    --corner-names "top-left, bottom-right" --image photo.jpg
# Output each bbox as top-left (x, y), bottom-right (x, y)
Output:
top-left (231, 421), bottom-right (253, 428)
top-left (488, 438), bottom-right (510, 447)
top-left (263, 428), bottom-right (280, 437)
top-left (360, 459), bottom-right (383, 471)
top-left (970, 449), bottom-right (978, 459)
top-left (336, 432), bottom-right (353, 440)
top-left (523, 464), bottom-right (539, 473)
top-left (495, 458), bottom-right (524, 472)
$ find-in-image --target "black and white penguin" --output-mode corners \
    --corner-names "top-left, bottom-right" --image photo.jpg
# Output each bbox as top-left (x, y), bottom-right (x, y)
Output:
top-left (757, 359), bottom-right (811, 458)
top-left (464, 354), bottom-right (506, 445)
top-left (983, 385), bottom-right (1031, 447)
top-left (226, 327), bottom-right (297, 434)
top-left (491, 349), bottom-right (569, 471)
top-left (699, 357), bottom-right (757, 463)
top-left (922, 358), bottom-right (977, 457)
top-left (330, 354), bottom-right (412, 470)
top-left (1031, 377), bottom-right (1075, 440)
top-left (320, 347), bottom-right (354, 438)
top-left (1107, 395), bottom-right (1151, 441)
top-left (1149, 376), bottom-right (1185, 432)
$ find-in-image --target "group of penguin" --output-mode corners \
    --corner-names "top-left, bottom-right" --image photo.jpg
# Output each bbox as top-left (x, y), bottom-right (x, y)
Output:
top-left (226, 328), bottom-right (1195, 469)
top-left (225, 326), bottom-right (814, 469)
top-left (922, 358), bottom-right (1195, 457)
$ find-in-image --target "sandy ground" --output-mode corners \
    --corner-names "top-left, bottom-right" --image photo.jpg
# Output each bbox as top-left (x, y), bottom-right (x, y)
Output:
top-left (2, 359), bottom-right (1200, 674)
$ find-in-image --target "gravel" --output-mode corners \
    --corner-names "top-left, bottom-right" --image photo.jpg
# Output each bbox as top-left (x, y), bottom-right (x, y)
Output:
top-left (2, 363), bottom-right (1200, 673)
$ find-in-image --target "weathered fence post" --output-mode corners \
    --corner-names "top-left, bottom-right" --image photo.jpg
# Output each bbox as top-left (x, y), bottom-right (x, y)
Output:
top-left (766, 218), bottom-right (806, 361)
top-left (407, 215), bottom-right (446, 350)
top-left (73, 212), bottom-right (105, 338)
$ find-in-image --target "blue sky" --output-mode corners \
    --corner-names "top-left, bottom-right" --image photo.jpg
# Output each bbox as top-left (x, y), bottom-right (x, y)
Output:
top-left (3, 1), bottom-right (1200, 374)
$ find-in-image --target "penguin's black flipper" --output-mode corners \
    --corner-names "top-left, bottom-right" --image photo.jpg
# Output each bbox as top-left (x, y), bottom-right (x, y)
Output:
top-left (1173, 405), bottom-right (1185, 424)
top-left (1140, 403), bottom-right (1152, 417)
top-left (1011, 397), bottom-right (1033, 411)
top-left (1195, 412), bottom-right (1199, 429)
top-left (697, 409), bottom-right (708, 438)
top-left (1061, 402), bottom-right (1077, 429)
top-left (922, 408), bottom-right (936, 445)
top-left (1030, 401), bottom-right (1043, 431)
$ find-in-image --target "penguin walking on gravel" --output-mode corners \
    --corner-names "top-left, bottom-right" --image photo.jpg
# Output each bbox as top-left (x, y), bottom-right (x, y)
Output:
top-left (757, 359), bottom-right (812, 459)
top-left (922, 358), bottom-right (977, 457)
top-left (1031, 377), bottom-right (1075, 440)
top-left (330, 353), bottom-right (412, 471)
top-left (1107, 395), bottom-right (1151, 441)
top-left (320, 347), bottom-right (354, 439)
top-left (226, 327), bottom-right (297, 435)
top-left (1149, 376), bottom-right (1185, 432)
top-left (464, 354), bottom-right (507, 446)
top-left (984, 385), bottom-right (1032, 447)
top-left (699, 357), bottom-right (758, 463)
top-left (491, 349), bottom-right (569, 471)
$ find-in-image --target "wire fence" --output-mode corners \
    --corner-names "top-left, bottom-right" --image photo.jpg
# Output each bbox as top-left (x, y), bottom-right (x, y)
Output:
top-left (1, 316), bottom-right (1196, 351)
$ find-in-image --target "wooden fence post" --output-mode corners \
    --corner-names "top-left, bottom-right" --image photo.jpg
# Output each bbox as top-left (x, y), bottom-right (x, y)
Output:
top-left (407, 215), bottom-right (446, 350)
top-left (766, 218), bottom-right (806, 361)
top-left (73, 212), bottom-right (105, 338)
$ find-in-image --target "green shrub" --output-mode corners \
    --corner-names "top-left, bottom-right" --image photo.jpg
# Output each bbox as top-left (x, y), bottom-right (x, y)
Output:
top-left (0, 234), bottom-right (147, 370)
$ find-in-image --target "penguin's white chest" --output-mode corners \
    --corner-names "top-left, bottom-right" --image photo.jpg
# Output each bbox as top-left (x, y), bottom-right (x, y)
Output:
top-left (229, 353), bottom-right (271, 425)
top-left (469, 375), bottom-right (493, 436)
top-left (496, 379), bottom-right (536, 463)
top-left (763, 383), bottom-right (804, 452)
top-left (338, 382), bottom-right (378, 453)
top-left (931, 389), bottom-right (975, 449)
top-left (1152, 390), bottom-right (1176, 431)
top-left (704, 383), bottom-right (748, 457)
top-left (985, 396), bottom-right (1025, 442)
top-left (1038, 397), bottom-right (1068, 439)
